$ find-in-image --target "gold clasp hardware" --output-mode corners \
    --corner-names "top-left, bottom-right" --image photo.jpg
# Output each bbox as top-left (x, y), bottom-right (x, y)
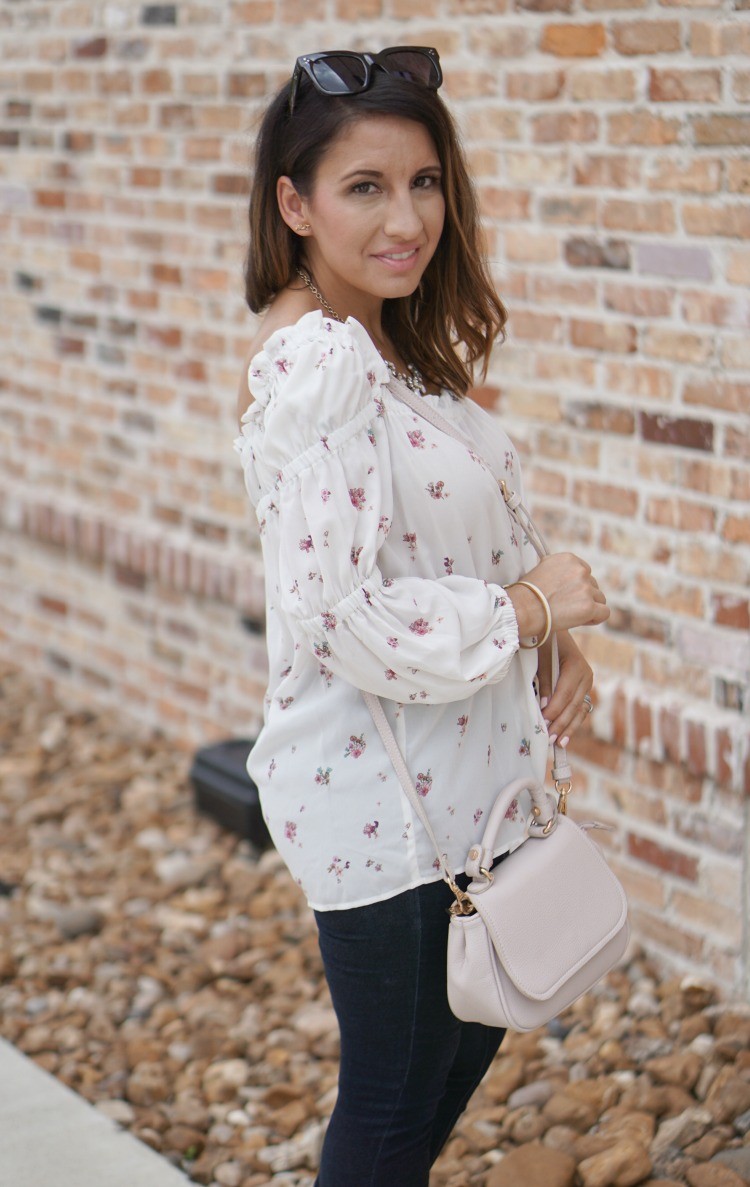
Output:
top-left (498, 479), bottom-right (509, 504)
top-left (449, 883), bottom-right (476, 917)
top-left (555, 780), bottom-right (571, 816)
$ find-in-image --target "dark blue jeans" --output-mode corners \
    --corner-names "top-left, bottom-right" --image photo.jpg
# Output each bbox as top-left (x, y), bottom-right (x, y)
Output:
top-left (313, 876), bottom-right (506, 1186)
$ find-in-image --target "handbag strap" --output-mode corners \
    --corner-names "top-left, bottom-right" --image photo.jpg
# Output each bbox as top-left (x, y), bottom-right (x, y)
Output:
top-left (362, 385), bottom-right (574, 904)
top-left (391, 386), bottom-right (571, 788)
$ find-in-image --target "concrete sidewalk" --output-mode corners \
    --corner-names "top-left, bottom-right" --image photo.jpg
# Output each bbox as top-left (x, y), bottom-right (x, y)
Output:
top-left (0, 1037), bottom-right (190, 1187)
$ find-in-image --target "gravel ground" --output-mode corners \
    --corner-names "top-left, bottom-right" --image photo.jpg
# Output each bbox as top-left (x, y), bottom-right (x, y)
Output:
top-left (2, 661), bottom-right (750, 1187)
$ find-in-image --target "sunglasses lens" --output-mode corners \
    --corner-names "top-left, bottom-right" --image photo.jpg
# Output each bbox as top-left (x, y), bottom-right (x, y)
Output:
top-left (380, 49), bottom-right (440, 87)
top-left (310, 54), bottom-right (368, 94)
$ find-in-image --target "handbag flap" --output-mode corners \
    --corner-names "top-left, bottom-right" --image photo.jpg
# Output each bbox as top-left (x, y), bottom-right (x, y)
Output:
top-left (471, 815), bottom-right (628, 1001)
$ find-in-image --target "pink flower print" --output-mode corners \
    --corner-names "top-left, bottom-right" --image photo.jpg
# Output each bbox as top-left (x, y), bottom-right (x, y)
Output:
top-left (367, 426), bottom-right (376, 446)
top-left (473, 808), bottom-right (483, 826)
top-left (407, 429), bottom-right (426, 449)
top-left (367, 369), bottom-right (378, 387)
top-left (386, 637), bottom-right (399, 651)
top-left (444, 557), bottom-right (454, 575)
top-left (504, 797), bottom-right (521, 823)
top-left (491, 548), bottom-right (504, 565)
top-left (457, 715), bottom-right (468, 737)
top-left (274, 356), bottom-right (291, 375)
top-left (501, 722), bottom-right (507, 732)
top-left (344, 734), bottom-right (366, 759)
top-left (320, 611), bottom-right (337, 632)
top-left (384, 669), bottom-right (398, 681)
top-left (363, 820), bottom-right (379, 839)
top-left (409, 618), bottom-right (432, 636)
top-left (494, 594), bottom-right (508, 610)
top-left (374, 397), bottom-right (385, 417)
top-left (505, 450), bottom-right (514, 473)
top-left (470, 672), bottom-right (488, 683)
top-left (284, 820), bottom-right (297, 842)
top-left (447, 804), bottom-right (455, 816)
top-left (362, 587), bottom-right (373, 607)
top-left (382, 577), bottom-right (394, 587)
top-left (321, 488), bottom-right (331, 502)
top-left (320, 434), bottom-right (330, 452)
top-left (378, 515), bottom-right (391, 535)
top-left (289, 579), bottom-right (300, 599)
top-left (313, 640), bottom-right (332, 659)
top-left (299, 535), bottom-right (314, 553)
top-left (327, 856), bottom-right (350, 883)
top-left (365, 859), bottom-right (383, 871)
top-left (487, 744), bottom-right (492, 764)
top-left (349, 487), bottom-right (366, 510)
top-left (403, 531), bottom-right (417, 558)
top-left (318, 664), bottom-right (333, 688)
top-left (426, 480), bottom-right (449, 500)
top-left (415, 769), bottom-right (432, 797)
top-left (351, 545), bottom-right (363, 567)
top-left (268, 758), bottom-right (277, 779)
top-left (518, 737), bottom-right (531, 757)
top-left (277, 696), bottom-right (294, 711)
top-left (280, 664), bottom-right (292, 678)
top-left (314, 766), bottom-right (332, 786)
top-left (315, 347), bottom-right (333, 370)
top-left (492, 637), bottom-right (506, 650)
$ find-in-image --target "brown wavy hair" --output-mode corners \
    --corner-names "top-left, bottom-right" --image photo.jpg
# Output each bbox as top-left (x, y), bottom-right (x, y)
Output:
top-left (244, 69), bottom-right (507, 397)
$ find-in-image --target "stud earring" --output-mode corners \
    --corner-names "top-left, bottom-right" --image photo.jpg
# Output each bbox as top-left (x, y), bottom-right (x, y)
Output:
top-left (294, 222), bottom-right (311, 233)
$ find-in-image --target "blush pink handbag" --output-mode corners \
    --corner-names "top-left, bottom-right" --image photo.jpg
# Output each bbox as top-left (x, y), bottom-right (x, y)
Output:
top-left (362, 387), bottom-right (630, 1032)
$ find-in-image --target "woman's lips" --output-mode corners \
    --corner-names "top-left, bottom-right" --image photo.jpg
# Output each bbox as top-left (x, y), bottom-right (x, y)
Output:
top-left (373, 247), bottom-right (420, 273)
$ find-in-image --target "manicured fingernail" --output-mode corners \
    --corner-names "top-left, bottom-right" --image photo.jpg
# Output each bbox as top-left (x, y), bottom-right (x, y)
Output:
top-left (548, 734), bottom-right (557, 745)
top-left (540, 697), bottom-right (549, 709)
top-left (560, 736), bottom-right (570, 748)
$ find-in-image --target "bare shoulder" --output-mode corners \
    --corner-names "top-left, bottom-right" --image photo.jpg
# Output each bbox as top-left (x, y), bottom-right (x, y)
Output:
top-left (236, 289), bottom-right (317, 427)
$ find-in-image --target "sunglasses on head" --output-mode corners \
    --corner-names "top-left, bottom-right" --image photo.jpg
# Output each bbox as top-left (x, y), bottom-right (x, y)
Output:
top-left (288, 46), bottom-right (442, 115)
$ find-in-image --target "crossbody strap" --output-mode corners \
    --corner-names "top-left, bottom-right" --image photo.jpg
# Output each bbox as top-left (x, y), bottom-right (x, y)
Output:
top-left (362, 386), bottom-right (573, 890)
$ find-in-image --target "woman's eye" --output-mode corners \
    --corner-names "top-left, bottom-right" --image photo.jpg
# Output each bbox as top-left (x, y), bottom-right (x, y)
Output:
top-left (351, 181), bottom-right (378, 195)
top-left (414, 174), bottom-right (441, 189)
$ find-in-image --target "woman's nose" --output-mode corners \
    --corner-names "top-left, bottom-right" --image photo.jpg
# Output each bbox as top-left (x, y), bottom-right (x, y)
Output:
top-left (383, 191), bottom-right (422, 239)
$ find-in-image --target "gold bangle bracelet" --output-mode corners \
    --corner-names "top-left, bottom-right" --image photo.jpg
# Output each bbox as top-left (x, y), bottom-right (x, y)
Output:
top-left (505, 580), bottom-right (552, 649)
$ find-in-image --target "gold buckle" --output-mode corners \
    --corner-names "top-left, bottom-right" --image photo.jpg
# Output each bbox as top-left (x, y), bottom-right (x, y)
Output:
top-left (555, 780), bottom-right (571, 815)
top-left (449, 883), bottom-right (476, 917)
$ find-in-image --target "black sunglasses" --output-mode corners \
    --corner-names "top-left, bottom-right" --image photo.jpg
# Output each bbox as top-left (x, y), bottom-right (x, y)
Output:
top-left (289, 46), bottom-right (442, 115)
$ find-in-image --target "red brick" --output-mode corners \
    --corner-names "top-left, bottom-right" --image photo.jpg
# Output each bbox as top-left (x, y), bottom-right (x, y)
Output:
top-left (693, 116), bottom-right (750, 146)
top-left (506, 70), bottom-right (565, 101)
top-left (727, 160), bottom-right (750, 195)
top-left (603, 284), bottom-right (672, 318)
top-left (602, 199), bottom-right (676, 234)
top-left (570, 69), bottom-right (637, 102)
top-left (574, 154), bottom-right (641, 188)
top-left (612, 20), bottom-right (682, 55)
top-left (712, 595), bottom-right (750, 631)
top-left (686, 720), bottom-right (707, 779)
top-left (541, 23), bottom-right (606, 56)
top-left (642, 327), bottom-right (712, 364)
top-left (571, 318), bottom-right (636, 353)
top-left (640, 413), bottom-right (714, 453)
top-left (605, 362), bottom-right (673, 400)
top-left (608, 112), bottom-right (680, 146)
top-left (648, 158), bottom-right (721, 194)
top-left (532, 112), bottom-right (599, 142)
top-left (539, 195), bottom-right (597, 225)
top-left (627, 834), bottom-right (698, 881)
top-left (649, 68), bottom-right (721, 103)
top-left (572, 480), bottom-right (638, 516)
top-left (565, 238), bottom-right (631, 269)
top-left (469, 385), bottom-right (501, 410)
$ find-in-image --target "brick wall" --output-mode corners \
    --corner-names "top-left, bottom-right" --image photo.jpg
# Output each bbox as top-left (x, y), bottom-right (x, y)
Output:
top-left (0, 1), bottom-right (748, 995)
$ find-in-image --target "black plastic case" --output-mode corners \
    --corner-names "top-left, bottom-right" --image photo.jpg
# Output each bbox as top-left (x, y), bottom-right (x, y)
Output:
top-left (190, 738), bottom-right (272, 850)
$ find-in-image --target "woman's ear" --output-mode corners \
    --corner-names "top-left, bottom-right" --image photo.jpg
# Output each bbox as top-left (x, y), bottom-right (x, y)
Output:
top-left (277, 176), bottom-right (311, 234)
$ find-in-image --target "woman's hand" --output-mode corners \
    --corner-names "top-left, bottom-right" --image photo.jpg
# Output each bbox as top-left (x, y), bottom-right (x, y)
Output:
top-left (507, 552), bottom-right (609, 637)
top-left (537, 631), bottom-right (593, 748)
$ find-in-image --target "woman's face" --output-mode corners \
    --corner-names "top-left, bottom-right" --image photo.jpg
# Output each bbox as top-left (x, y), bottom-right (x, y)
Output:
top-left (284, 114), bottom-right (446, 322)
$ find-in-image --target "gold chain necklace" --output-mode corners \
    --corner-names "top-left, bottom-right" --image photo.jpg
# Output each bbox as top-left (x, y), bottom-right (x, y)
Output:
top-left (295, 266), bottom-right (427, 396)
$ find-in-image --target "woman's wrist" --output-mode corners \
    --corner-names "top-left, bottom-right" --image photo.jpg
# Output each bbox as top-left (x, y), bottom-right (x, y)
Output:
top-left (504, 582), bottom-right (550, 646)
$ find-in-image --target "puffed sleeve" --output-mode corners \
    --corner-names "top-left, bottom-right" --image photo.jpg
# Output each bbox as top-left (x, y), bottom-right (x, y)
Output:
top-left (250, 314), bottom-right (521, 703)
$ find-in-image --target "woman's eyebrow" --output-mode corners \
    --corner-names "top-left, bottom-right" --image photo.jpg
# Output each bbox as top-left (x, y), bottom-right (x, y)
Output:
top-left (340, 164), bottom-right (442, 182)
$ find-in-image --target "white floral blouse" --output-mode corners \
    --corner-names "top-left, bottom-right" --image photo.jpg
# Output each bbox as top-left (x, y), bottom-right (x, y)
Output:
top-left (233, 311), bottom-right (550, 911)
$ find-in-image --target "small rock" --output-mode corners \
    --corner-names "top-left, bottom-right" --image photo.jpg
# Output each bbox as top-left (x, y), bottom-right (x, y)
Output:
top-left (126, 1062), bottom-right (171, 1106)
top-left (578, 1138), bottom-right (653, 1187)
top-left (651, 1108), bottom-right (714, 1155)
top-left (714, 1148), bottom-right (750, 1182)
top-left (686, 1164), bottom-right (747, 1187)
top-left (734, 1109), bottom-right (750, 1136)
top-left (202, 1060), bottom-right (250, 1104)
top-left (55, 905), bottom-right (104, 940)
top-left (507, 1079), bottom-right (558, 1110)
top-left (214, 1162), bottom-right (244, 1187)
top-left (708, 1070), bottom-right (750, 1125)
top-left (646, 1052), bottom-right (704, 1091)
top-left (542, 1091), bottom-right (599, 1132)
top-left (485, 1143), bottom-right (576, 1187)
top-left (154, 852), bottom-right (217, 890)
top-left (95, 1100), bottom-right (136, 1125)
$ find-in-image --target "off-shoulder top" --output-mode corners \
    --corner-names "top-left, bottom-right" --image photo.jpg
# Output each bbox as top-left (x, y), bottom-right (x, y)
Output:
top-left (233, 311), bottom-right (549, 910)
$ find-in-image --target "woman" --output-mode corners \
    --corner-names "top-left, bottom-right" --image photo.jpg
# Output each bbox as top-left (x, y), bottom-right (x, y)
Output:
top-left (234, 47), bottom-right (609, 1186)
